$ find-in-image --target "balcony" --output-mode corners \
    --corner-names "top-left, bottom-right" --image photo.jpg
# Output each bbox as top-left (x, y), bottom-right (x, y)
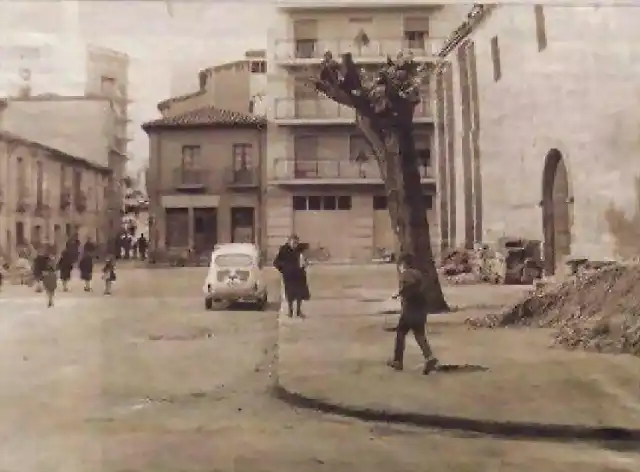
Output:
top-left (273, 37), bottom-right (445, 66)
top-left (226, 167), bottom-right (260, 189)
top-left (172, 168), bottom-right (210, 192)
top-left (271, 158), bottom-right (434, 185)
top-left (274, 97), bottom-right (432, 125)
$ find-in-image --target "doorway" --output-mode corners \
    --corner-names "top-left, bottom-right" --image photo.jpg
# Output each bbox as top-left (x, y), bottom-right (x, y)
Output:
top-left (541, 149), bottom-right (571, 275)
top-left (231, 207), bottom-right (255, 243)
top-left (193, 207), bottom-right (217, 253)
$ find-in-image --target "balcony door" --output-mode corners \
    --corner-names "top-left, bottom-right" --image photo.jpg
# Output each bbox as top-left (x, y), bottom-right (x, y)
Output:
top-left (347, 18), bottom-right (376, 57)
top-left (293, 135), bottom-right (319, 178)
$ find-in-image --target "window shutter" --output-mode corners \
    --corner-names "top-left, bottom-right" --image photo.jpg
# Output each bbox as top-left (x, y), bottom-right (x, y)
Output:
top-left (293, 20), bottom-right (318, 40)
top-left (404, 17), bottom-right (429, 33)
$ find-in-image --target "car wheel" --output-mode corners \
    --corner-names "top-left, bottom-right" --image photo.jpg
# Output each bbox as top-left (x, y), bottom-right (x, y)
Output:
top-left (205, 297), bottom-right (213, 310)
top-left (256, 294), bottom-right (267, 311)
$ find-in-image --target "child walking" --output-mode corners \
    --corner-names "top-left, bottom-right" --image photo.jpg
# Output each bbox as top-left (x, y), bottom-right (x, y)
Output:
top-left (78, 251), bottom-right (94, 292)
top-left (102, 257), bottom-right (116, 295)
top-left (42, 249), bottom-right (58, 308)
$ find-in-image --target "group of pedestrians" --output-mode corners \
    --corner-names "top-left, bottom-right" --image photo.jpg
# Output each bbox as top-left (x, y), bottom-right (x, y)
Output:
top-left (114, 231), bottom-right (148, 260)
top-left (1, 237), bottom-right (117, 308)
top-left (273, 235), bottom-right (439, 375)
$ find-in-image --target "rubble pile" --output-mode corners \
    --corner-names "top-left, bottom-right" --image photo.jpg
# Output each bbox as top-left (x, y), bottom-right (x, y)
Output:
top-left (466, 264), bottom-right (640, 357)
top-left (440, 249), bottom-right (472, 276)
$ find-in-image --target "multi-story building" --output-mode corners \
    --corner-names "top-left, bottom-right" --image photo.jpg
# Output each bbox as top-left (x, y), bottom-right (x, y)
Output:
top-left (264, 1), bottom-right (463, 262)
top-left (158, 50), bottom-right (267, 118)
top-left (142, 106), bottom-right (266, 255)
top-left (0, 94), bottom-right (127, 242)
top-left (0, 128), bottom-right (111, 260)
top-left (434, 4), bottom-right (640, 274)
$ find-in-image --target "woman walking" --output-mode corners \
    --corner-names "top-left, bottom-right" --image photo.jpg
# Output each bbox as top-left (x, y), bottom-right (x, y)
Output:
top-left (273, 234), bottom-right (310, 318)
top-left (42, 248), bottom-right (58, 308)
top-left (78, 251), bottom-right (94, 292)
top-left (32, 247), bottom-right (48, 293)
top-left (102, 256), bottom-right (116, 295)
top-left (57, 248), bottom-right (74, 292)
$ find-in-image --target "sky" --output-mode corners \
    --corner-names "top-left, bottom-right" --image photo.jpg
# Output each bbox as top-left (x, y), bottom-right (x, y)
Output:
top-left (0, 0), bottom-right (274, 173)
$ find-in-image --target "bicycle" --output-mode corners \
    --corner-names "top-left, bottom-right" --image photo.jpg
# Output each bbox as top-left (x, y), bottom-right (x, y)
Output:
top-left (307, 244), bottom-right (330, 263)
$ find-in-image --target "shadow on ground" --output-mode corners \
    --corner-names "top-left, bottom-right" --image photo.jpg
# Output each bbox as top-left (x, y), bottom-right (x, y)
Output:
top-left (271, 384), bottom-right (640, 445)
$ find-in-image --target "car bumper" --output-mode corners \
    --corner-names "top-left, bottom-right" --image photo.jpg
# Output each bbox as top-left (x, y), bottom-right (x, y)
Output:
top-left (204, 285), bottom-right (265, 302)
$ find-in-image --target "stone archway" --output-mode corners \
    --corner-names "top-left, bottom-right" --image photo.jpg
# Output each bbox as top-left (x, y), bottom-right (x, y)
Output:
top-left (541, 149), bottom-right (572, 275)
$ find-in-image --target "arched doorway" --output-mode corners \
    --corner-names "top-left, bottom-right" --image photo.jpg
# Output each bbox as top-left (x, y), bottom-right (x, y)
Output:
top-left (541, 149), bottom-right (571, 275)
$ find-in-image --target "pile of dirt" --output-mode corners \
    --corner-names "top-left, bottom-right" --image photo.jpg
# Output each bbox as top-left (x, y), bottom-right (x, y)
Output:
top-left (440, 249), bottom-right (472, 276)
top-left (465, 264), bottom-right (640, 357)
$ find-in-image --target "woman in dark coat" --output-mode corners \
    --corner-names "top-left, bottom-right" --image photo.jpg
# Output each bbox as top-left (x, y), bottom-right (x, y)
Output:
top-left (273, 235), bottom-right (310, 318)
top-left (32, 248), bottom-right (49, 293)
top-left (57, 249), bottom-right (74, 292)
top-left (78, 251), bottom-right (94, 292)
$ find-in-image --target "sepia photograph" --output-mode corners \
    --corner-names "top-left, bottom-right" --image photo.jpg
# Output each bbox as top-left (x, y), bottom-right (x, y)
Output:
top-left (0, 0), bottom-right (639, 470)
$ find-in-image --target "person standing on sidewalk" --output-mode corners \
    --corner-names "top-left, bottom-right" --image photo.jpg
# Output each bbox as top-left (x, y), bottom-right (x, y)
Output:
top-left (387, 253), bottom-right (439, 375)
top-left (78, 250), bottom-right (94, 292)
top-left (102, 257), bottom-right (116, 295)
top-left (273, 235), bottom-right (309, 318)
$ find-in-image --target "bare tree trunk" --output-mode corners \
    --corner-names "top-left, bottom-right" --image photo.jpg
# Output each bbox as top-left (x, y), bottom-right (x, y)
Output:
top-left (358, 111), bottom-right (448, 312)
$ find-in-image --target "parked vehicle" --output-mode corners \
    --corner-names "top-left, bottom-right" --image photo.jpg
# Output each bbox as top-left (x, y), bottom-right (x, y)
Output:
top-left (202, 243), bottom-right (268, 310)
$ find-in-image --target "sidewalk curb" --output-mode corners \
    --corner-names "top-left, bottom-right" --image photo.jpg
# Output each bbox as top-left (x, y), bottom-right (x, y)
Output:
top-left (271, 384), bottom-right (640, 445)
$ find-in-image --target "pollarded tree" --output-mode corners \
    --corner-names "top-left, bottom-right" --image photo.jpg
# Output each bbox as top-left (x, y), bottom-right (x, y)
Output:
top-left (311, 50), bottom-right (449, 313)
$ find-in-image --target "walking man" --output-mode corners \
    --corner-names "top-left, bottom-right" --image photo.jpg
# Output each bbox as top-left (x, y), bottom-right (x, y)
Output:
top-left (137, 233), bottom-right (148, 260)
top-left (387, 253), bottom-right (439, 375)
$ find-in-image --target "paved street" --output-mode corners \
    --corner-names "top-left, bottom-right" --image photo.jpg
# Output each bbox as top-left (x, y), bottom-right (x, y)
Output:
top-left (0, 267), bottom-right (637, 472)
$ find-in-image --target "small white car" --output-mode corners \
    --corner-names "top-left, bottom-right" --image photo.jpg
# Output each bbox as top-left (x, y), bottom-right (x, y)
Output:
top-left (202, 243), bottom-right (268, 310)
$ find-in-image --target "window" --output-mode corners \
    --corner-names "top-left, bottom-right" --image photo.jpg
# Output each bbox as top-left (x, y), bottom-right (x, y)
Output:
top-left (349, 134), bottom-right (370, 162)
top-left (101, 75), bottom-right (116, 95)
top-left (490, 36), bottom-right (501, 82)
top-left (232, 143), bottom-right (253, 171)
top-left (293, 196), bottom-right (307, 210)
top-left (308, 196), bottom-right (322, 210)
top-left (36, 161), bottom-right (44, 205)
top-left (181, 145), bottom-right (201, 169)
top-left (294, 77), bottom-right (317, 100)
top-left (293, 195), bottom-right (352, 211)
top-left (16, 222), bottom-right (24, 245)
top-left (250, 61), bottom-right (266, 74)
top-left (534, 5), bottom-right (547, 51)
top-left (322, 196), bottom-right (337, 210)
top-left (72, 169), bottom-right (82, 200)
top-left (373, 195), bottom-right (388, 210)
top-left (16, 157), bottom-right (25, 197)
top-left (295, 39), bottom-right (316, 58)
top-left (337, 196), bottom-right (352, 210)
top-left (423, 194), bottom-right (433, 210)
top-left (404, 17), bottom-right (430, 50)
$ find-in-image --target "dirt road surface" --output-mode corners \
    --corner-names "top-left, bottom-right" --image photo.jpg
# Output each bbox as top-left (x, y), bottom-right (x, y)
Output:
top-left (0, 266), bottom-right (638, 471)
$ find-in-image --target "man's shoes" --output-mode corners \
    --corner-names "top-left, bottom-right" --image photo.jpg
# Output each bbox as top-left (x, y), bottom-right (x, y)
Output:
top-left (386, 359), bottom-right (403, 371)
top-left (422, 357), bottom-right (439, 375)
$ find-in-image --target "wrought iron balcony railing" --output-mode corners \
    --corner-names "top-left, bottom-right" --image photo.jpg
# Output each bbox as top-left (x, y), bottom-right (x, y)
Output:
top-left (274, 97), bottom-right (432, 121)
top-left (273, 36), bottom-right (445, 61)
top-left (272, 158), bottom-right (433, 181)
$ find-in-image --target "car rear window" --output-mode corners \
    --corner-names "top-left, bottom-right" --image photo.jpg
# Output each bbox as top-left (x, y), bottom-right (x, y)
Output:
top-left (214, 254), bottom-right (253, 268)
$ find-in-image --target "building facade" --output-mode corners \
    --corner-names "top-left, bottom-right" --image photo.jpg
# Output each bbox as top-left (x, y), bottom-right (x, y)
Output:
top-left (264, 2), bottom-right (464, 262)
top-left (0, 95), bottom-right (127, 241)
top-left (434, 4), bottom-right (640, 273)
top-left (143, 107), bottom-right (266, 255)
top-left (0, 130), bottom-right (111, 260)
top-left (158, 50), bottom-right (268, 118)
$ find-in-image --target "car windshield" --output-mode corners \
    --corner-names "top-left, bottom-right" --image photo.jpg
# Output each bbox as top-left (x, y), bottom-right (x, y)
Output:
top-left (214, 253), bottom-right (254, 268)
